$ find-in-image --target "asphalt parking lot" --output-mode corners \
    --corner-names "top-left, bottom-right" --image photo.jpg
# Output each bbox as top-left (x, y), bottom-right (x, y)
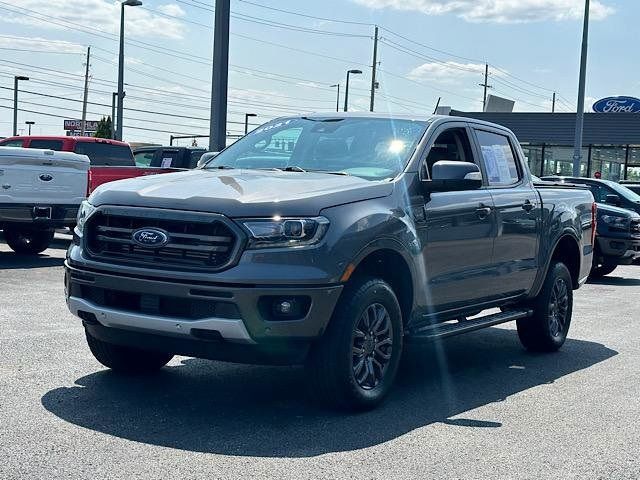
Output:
top-left (1, 233), bottom-right (639, 480)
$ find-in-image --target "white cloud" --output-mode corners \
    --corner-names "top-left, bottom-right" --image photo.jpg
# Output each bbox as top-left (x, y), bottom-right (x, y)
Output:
top-left (352, 0), bottom-right (614, 23)
top-left (408, 61), bottom-right (504, 84)
top-left (0, 35), bottom-right (84, 53)
top-left (0, 1), bottom-right (186, 39)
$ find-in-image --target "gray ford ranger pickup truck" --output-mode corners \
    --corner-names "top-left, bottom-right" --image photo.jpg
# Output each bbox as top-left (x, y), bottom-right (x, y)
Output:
top-left (65, 113), bottom-right (596, 410)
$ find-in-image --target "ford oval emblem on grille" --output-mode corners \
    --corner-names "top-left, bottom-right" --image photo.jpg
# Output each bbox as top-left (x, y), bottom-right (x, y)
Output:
top-left (39, 174), bottom-right (53, 182)
top-left (132, 228), bottom-right (169, 248)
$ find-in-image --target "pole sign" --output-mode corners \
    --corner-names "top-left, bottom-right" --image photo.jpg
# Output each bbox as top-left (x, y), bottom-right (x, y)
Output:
top-left (63, 119), bottom-right (99, 131)
top-left (592, 96), bottom-right (640, 113)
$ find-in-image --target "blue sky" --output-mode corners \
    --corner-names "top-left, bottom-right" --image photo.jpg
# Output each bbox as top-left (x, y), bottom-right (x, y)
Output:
top-left (0, 0), bottom-right (635, 145)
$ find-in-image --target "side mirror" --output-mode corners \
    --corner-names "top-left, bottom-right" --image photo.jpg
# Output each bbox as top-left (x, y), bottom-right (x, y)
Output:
top-left (197, 151), bottom-right (218, 168)
top-left (605, 194), bottom-right (621, 206)
top-left (423, 161), bottom-right (483, 192)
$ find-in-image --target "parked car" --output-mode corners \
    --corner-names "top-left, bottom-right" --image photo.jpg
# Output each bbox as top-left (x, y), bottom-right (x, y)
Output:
top-left (0, 136), bottom-right (178, 194)
top-left (542, 176), bottom-right (640, 276)
top-left (620, 180), bottom-right (640, 195)
top-left (133, 146), bottom-right (206, 169)
top-left (65, 114), bottom-right (595, 410)
top-left (0, 147), bottom-right (89, 254)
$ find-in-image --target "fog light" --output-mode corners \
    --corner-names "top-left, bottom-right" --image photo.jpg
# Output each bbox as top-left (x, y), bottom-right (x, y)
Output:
top-left (277, 301), bottom-right (293, 314)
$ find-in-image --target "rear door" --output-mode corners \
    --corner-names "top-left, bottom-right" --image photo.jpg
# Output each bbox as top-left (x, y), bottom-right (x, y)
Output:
top-left (472, 127), bottom-right (541, 296)
top-left (0, 150), bottom-right (88, 205)
top-left (420, 122), bottom-right (498, 310)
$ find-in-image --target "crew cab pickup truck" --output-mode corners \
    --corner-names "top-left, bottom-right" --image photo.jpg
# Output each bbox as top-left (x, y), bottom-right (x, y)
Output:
top-left (65, 114), bottom-right (596, 410)
top-left (541, 176), bottom-right (640, 277)
top-left (1, 147), bottom-right (89, 254)
top-left (0, 136), bottom-right (176, 194)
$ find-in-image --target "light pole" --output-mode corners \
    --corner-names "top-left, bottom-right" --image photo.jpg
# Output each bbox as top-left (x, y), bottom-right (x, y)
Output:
top-left (244, 113), bottom-right (257, 135)
top-left (116, 0), bottom-right (142, 141)
top-left (25, 121), bottom-right (35, 135)
top-left (111, 92), bottom-right (117, 139)
top-left (343, 69), bottom-right (362, 112)
top-left (330, 84), bottom-right (340, 112)
top-left (13, 76), bottom-right (29, 136)
top-left (572, 0), bottom-right (590, 177)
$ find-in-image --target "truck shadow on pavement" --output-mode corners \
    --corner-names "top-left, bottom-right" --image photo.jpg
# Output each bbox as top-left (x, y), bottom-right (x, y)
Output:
top-left (588, 276), bottom-right (640, 287)
top-left (0, 233), bottom-right (70, 269)
top-left (41, 327), bottom-right (616, 457)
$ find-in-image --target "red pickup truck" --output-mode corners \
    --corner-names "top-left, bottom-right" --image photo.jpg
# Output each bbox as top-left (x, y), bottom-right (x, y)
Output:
top-left (0, 136), bottom-right (178, 194)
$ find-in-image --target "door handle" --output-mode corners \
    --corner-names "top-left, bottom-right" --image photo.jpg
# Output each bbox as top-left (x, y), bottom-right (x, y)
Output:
top-left (522, 200), bottom-right (535, 212)
top-left (475, 206), bottom-right (492, 219)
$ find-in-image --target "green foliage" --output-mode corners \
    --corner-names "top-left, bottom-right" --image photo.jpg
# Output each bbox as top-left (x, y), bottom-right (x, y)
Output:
top-left (95, 116), bottom-right (113, 139)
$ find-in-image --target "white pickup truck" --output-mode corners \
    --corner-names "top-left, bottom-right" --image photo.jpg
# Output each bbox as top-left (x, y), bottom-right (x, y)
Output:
top-left (0, 147), bottom-right (89, 254)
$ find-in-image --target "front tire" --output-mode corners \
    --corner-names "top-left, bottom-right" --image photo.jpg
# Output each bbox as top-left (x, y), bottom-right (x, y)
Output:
top-left (3, 227), bottom-right (54, 255)
top-left (517, 261), bottom-right (573, 352)
top-left (305, 277), bottom-right (403, 411)
top-left (85, 330), bottom-right (173, 373)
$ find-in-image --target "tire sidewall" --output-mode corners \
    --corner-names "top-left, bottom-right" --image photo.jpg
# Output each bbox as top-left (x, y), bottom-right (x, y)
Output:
top-left (335, 279), bottom-right (403, 407)
top-left (539, 262), bottom-right (573, 348)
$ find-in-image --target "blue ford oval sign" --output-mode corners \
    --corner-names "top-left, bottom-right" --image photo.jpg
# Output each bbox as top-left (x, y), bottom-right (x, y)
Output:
top-left (132, 228), bottom-right (169, 248)
top-left (593, 96), bottom-right (640, 113)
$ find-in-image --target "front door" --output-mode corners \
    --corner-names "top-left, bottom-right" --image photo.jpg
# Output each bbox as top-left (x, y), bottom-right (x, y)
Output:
top-left (419, 124), bottom-right (498, 311)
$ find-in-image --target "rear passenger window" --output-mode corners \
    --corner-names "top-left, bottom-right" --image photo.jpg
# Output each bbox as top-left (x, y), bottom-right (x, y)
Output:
top-left (476, 130), bottom-right (520, 186)
top-left (0, 140), bottom-right (25, 147)
top-left (74, 142), bottom-right (134, 166)
top-left (28, 140), bottom-right (64, 150)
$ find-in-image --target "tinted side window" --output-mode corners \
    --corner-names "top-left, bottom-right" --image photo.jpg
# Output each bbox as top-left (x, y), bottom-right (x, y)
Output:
top-left (74, 142), bottom-right (134, 166)
top-left (586, 184), bottom-right (608, 203)
top-left (28, 140), bottom-right (64, 150)
top-left (151, 150), bottom-right (180, 168)
top-left (476, 130), bottom-right (520, 186)
top-left (0, 139), bottom-right (26, 147)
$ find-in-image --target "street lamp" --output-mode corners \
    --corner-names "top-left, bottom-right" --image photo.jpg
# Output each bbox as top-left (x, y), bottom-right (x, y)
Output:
top-left (13, 75), bottom-right (29, 136)
top-left (244, 113), bottom-right (257, 135)
top-left (330, 84), bottom-right (340, 112)
top-left (343, 69), bottom-right (362, 112)
top-left (25, 121), bottom-right (35, 135)
top-left (116, 0), bottom-right (142, 141)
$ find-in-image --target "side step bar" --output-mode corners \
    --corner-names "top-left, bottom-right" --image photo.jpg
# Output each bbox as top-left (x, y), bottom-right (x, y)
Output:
top-left (406, 309), bottom-right (533, 343)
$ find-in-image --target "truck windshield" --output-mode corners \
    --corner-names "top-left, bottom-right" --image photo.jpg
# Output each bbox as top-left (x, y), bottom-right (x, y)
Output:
top-left (204, 117), bottom-right (428, 180)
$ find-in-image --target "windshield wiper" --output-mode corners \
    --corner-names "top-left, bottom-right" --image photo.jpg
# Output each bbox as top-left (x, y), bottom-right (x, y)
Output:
top-left (283, 165), bottom-right (307, 172)
top-left (208, 165), bottom-right (235, 170)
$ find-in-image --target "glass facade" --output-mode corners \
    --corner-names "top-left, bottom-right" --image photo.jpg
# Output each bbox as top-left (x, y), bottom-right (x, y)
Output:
top-left (519, 143), bottom-right (640, 181)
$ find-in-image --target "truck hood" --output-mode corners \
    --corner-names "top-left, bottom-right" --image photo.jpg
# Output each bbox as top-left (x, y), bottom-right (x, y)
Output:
top-left (596, 202), bottom-right (640, 218)
top-left (89, 169), bottom-right (394, 217)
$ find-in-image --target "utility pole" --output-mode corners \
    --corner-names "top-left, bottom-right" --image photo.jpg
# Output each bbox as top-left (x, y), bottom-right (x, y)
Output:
top-left (573, 0), bottom-right (590, 177)
top-left (111, 92), bottom-right (117, 139)
top-left (479, 63), bottom-right (492, 112)
top-left (80, 46), bottom-right (91, 136)
top-left (552, 92), bottom-right (556, 113)
top-left (369, 25), bottom-right (379, 112)
top-left (209, 0), bottom-right (231, 152)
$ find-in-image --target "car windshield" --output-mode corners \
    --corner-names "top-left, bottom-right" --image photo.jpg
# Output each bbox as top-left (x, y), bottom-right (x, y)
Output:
top-left (204, 117), bottom-right (428, 180)
top-left (604, 180), bottom-right (640, 202)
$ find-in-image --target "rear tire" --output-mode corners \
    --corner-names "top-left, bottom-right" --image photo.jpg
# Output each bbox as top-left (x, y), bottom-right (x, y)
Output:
top-left (305, 277), bottom-right (403, 411)
top-left (3, 227), bottom-right (54, 255)
top-left (85, 329), bottom-right (173, 373)
top-left (517, 261), bottom-right (573, 352)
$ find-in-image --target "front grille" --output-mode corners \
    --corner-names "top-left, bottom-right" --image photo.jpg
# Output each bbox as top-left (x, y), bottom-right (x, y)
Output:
top-left (71, 283), bottom-right (241, 320)
top-left (85, 208), bottom-right (243, 271)
top-left (631, 219), bottom-right (640, 237)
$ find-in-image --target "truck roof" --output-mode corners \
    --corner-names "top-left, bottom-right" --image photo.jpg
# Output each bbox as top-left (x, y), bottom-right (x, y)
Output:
top-left (0, 135), bottom-right (129, 147)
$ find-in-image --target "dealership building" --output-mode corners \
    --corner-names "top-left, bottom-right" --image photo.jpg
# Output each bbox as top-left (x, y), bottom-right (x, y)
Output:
top-left (450, 111), bottom-right (640, 182)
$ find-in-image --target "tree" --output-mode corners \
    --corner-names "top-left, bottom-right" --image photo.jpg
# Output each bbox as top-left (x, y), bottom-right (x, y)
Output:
top-left (94, 116), bottom-right (112, 139)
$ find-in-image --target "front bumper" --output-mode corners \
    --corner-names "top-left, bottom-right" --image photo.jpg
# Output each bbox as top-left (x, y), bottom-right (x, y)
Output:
top-left (0, 203), bottom-right (78, 227)
top-left (596, 236), bottom-right (640, 265)
top-left (65, 262), bottom-right (343, 364)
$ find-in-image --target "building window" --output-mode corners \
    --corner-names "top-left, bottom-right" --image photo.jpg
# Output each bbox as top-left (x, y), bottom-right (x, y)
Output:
top-left (590, 146), bottom-right (626, 181)
top-left (543, 146), bottom-right (588, 177)
top-left (521, 145), bottom-right (543, 176)
top-left (626, 146), bottom-right (640, 180)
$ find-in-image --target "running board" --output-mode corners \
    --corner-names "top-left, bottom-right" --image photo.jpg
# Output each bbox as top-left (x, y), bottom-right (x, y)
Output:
top-left (406, 309), bottom-right (533, 343)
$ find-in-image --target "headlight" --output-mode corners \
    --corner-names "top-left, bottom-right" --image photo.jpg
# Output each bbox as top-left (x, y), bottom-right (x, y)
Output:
top-left (601, 215), bottom-right (629, 232)
top-left (240, 216), bottom-right (329, 249)
top-left (75, 201), bottom-right (96, 235)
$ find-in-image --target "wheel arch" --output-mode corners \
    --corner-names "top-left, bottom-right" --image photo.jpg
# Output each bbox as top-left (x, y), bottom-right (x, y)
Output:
top-left (532, 233), bottom-right (582, 297)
